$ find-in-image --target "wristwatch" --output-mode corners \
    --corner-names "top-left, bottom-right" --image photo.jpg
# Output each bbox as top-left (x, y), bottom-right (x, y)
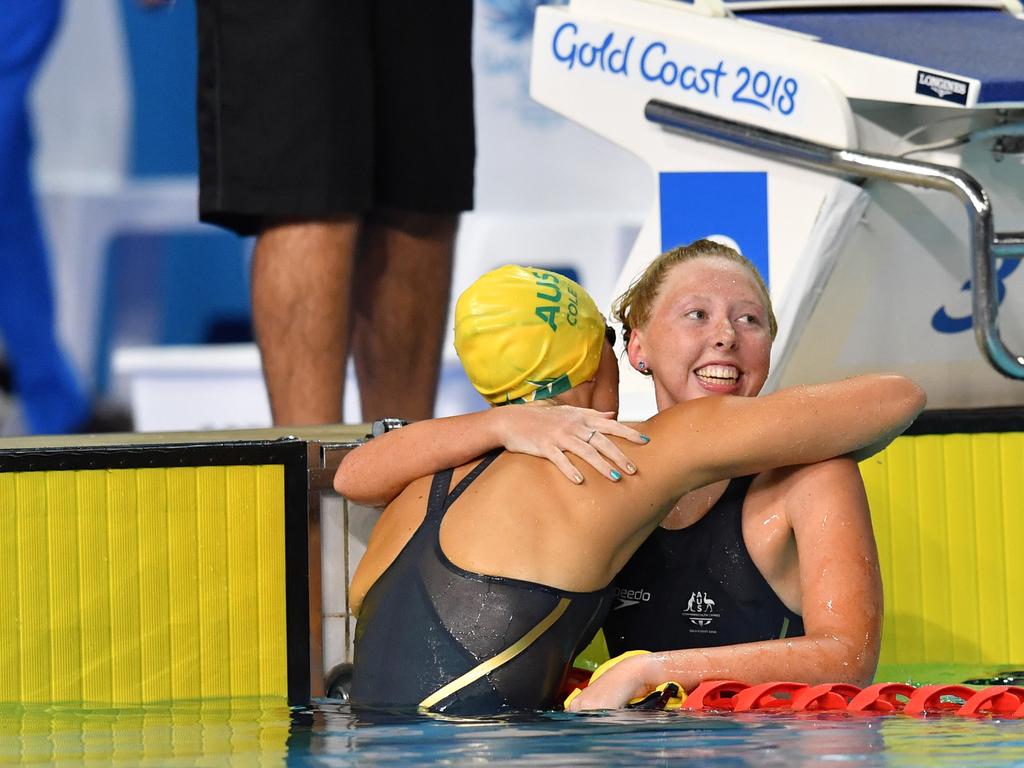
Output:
top-left (369, 417), bottom-right (410, 438)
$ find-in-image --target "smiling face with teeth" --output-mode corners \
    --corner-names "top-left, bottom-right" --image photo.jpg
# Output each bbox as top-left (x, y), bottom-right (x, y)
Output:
top-left (625, 255), bottom-right (773, 410)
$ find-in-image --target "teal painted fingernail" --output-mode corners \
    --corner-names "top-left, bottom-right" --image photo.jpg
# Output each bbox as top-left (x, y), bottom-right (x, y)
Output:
top-left (610, 470), bottom-right (622, 481)
top-left (640, 435), bottom-right (651, 443)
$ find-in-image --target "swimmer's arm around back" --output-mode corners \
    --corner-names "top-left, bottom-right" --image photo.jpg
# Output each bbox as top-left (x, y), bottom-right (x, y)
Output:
top-left (639, 374), bottom-right (925, 502)
top-left (334, 403), bottom-right (647, 506)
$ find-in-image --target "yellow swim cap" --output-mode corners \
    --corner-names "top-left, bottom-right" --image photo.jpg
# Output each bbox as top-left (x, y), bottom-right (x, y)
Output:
top-left (454, 265), bottom-right (606, 405)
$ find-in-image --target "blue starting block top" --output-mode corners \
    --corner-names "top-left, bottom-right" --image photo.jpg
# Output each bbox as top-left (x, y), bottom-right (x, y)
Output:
top-left (731, 8), bottom-right (1024, 104)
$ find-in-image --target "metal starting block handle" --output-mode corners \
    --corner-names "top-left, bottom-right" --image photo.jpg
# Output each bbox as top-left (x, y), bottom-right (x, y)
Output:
top-left (645, 98), bottom-right (1024, 380)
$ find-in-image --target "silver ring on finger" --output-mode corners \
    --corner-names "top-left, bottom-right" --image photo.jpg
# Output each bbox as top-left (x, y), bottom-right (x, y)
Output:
top-left (585, 429), bottom-right (597, 444)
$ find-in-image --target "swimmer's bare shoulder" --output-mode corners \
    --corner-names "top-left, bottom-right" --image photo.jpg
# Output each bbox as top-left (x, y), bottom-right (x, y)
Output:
top-left (440, 449), bottom-right (642, 591)
top-left (349, 473), bottom-right (434, 616)
top-left (350, 458), bottom-right (499, 614)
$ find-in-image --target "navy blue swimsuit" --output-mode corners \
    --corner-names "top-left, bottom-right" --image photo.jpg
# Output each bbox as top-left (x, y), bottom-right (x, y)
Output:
top-left (604, 476), bottom-right (804, 656)
top-left (352, 453), bottom-right (613, 714)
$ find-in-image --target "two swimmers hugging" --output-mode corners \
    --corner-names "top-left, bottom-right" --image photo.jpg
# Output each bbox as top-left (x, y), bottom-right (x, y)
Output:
top-left (338, 248), bottom-right (925, 714)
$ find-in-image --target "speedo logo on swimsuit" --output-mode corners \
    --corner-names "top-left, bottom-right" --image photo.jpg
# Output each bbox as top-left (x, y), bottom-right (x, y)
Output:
top-left (682, 590), bottom-right (720, 630)
top-left (915, 70), bottom-right (969, 105)
top-left (612, 587), bottom-right (651, 610)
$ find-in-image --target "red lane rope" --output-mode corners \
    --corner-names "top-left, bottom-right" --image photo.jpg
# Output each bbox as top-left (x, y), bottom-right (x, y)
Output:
top-left (847, 682), bottom-right (916, 713)
top-left (905, 684), bottom-right (979, 716)
top-left (562, 667), bottom-right (1024, 718)
top-left (679, 680), bottom-right (750, 711)
top-left (958, 685), bottom-right (1024, 716)
top-left (791, 683), bottom-right (863, 712)
top-left (732, 682), bottom-right (809, 712)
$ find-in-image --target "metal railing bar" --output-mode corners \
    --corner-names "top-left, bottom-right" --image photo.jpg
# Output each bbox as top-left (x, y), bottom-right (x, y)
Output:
top-left (644, 99), bottom-right (1024, 379)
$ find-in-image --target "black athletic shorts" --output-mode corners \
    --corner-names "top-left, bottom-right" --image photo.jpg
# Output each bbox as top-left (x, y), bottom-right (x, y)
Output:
top-left (196, 0), bottom-right (476, 236)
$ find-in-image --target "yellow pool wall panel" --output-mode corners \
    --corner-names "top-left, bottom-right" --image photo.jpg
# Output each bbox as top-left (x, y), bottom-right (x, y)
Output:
top-left (862, 432), bottom-right (1024, 670)
top-left (0, 465), bottom-right (288, 705)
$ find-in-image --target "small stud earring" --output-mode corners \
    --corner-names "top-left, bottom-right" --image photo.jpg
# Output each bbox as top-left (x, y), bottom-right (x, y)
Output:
top-left (637, 360), bottom-right (646, 371)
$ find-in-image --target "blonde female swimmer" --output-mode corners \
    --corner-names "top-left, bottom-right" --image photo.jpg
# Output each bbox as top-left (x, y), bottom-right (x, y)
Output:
top-left (343, 265), bottom-right (924, 713)
top-left (570, 240), bottom-right (888, 710)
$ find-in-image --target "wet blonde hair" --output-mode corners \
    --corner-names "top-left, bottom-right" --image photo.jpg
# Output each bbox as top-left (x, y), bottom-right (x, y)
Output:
top-left (612, 240), bottom-right (778, 372)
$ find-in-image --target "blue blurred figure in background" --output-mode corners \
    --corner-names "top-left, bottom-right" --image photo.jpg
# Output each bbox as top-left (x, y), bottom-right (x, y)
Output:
top-left (0, 0), bottom-right (92, 435)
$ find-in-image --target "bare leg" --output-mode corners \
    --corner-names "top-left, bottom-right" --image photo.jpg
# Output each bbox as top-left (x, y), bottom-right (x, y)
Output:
top-left (251, 218), bottom-right (359, 426)
top-left (351, 211), bottom-right (457, 422)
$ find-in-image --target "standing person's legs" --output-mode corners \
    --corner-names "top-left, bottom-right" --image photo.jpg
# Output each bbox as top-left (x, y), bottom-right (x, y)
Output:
top-left (363, 0), bottom-right (474, 422)
top-left (251, 218), bottom-right (359, 426)
top-left (351, 212), bottom-right (456, 422)
top-left (197, 0), bottom-right (374, 425)
top-left (0, 0), bottom-right (89, 435)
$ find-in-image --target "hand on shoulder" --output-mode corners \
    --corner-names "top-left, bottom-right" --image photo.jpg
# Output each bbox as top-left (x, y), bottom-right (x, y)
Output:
top-left (494, 402), bottom-right (649, 484)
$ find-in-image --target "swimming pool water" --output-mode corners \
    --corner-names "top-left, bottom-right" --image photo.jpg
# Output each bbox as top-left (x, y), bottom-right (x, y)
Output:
top-left (4, 699), bottom-right (1024, 766)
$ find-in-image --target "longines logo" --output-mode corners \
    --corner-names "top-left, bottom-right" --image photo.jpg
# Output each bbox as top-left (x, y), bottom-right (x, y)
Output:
top-left (682, 590), bottom-right (720, 630)
top-left (915, 70), bottom-right (969, 105)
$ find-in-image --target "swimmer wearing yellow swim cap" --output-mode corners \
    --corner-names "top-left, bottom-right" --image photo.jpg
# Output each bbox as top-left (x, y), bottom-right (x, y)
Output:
top-left (454, 265), bottom-right (607, 405)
